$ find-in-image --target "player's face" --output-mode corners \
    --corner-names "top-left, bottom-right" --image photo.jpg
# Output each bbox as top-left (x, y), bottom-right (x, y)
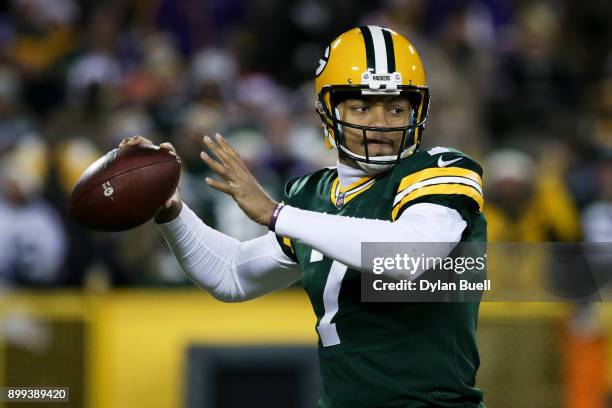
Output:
top-left (337, 95), bottom-right (412, 158)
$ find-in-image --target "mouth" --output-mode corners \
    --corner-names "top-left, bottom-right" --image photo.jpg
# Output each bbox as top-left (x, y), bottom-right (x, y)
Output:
top-left (363, 138), bottom-right (393, 146)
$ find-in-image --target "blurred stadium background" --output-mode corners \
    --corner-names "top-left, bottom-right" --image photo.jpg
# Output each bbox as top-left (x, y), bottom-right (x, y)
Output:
top-left (0, 0), bottom-right (611, 407)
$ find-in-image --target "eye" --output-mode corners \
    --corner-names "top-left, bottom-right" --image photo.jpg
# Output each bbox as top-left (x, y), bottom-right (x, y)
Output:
top-left (389, 107), bottom-right (405, 115)
top-left (352, 105), bottom-right (369, 113)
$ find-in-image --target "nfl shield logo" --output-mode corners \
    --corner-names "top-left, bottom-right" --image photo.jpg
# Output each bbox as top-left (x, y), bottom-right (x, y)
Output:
top-left (335, 192), bottom-right (346, 208)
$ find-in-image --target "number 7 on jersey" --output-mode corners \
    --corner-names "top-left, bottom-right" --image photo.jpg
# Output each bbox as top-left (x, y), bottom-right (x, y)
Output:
top-left (317, 260), bottom-right (348, 347)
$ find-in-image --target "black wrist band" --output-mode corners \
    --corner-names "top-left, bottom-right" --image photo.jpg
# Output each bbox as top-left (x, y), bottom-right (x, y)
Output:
top-left (268, 203), bottom-right (285, 232)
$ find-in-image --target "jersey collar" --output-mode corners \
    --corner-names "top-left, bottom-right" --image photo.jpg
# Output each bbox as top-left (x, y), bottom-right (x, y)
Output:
top-left (337, 160), bottom-right (370, 187)
top-left (331, 161), bottom-right (378, 208)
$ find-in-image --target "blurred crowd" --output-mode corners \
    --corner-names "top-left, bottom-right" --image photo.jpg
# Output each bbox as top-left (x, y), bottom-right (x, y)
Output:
top-left (0, 0), bottom-right (611, 288)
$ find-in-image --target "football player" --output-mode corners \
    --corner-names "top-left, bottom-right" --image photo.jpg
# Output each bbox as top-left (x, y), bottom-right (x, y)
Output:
top-left (122, 26), bottom-right (486, 408)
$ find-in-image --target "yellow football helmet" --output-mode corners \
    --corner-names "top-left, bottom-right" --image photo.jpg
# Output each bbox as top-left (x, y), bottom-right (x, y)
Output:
top-left (315, 26), bottom-right (429, 170)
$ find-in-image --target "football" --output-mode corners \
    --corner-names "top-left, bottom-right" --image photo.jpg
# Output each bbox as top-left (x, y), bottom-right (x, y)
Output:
top-left (68, 145), bottom-right (182, 231)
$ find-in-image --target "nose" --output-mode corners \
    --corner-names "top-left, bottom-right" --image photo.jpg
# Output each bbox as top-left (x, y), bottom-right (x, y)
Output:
top-left (370, 105), bottom-right (387, 131)
top-left (369, 105), bottom-right (387, 128)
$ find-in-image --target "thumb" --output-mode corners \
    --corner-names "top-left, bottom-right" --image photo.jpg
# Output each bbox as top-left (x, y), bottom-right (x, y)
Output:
top-left (165, 189), bottom-right (180, 207)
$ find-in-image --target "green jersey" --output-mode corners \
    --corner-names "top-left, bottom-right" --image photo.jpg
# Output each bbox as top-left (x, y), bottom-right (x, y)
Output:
top-left (276, 147), bottom-right (486, 408)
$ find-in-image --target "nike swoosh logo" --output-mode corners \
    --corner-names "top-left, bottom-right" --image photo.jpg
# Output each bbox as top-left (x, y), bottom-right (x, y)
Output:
top-left (438, 156), bottom-right (463, 167)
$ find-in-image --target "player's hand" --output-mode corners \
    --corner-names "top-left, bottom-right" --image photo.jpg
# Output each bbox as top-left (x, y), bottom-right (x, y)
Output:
top-left (118, 135), bottom-right (183, 223)
top-left (200, 133), bottom-right (278, 226)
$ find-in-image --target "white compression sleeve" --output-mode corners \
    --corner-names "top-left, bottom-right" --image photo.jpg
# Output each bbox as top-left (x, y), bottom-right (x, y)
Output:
top-left (275, 203), bottom-right (467, 280)
top-left (157, 203), bottom-right (300, 302)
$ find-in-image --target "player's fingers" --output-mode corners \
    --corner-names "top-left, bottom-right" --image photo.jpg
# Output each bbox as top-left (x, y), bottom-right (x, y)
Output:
top-left (200, 151), bottom-right (229, 179)
top-left (205, 177), bottom-right (233, 195)
top-left (214, 133), bottom-right (235, 157)
top-left (215, 133), bottom-right (249, 172)
top-left (164, 196), bottom-right (177, 208)
top-left (160, 142), bottom-right (177, 155)
top-left (127, 135), bottom-right (154, 146)
top-left (203, 135), bottom-right (231, 166)
top-left (164, 188), bottom-right (181, 208)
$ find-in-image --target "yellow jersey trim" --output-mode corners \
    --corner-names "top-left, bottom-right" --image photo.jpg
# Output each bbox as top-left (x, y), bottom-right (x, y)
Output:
top-left (282, 237), bottom-right (294, 254)
top-left (391, 184), bottom-right (484, 220)
top-left (397, 167), bottom-right (482, 193)
top-left (330, 174), bottom-right (376, 208)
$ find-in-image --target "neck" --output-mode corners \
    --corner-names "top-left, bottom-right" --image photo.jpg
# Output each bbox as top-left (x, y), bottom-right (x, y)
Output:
top-left (338, 156), bottom-right (358, 168)
top-left (336, 159), bottom-right (369, 187)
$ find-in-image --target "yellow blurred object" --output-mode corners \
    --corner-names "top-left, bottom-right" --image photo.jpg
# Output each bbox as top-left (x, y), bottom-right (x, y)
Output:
top-left (1, 136), bottom-right (49, 196)
top-left (485, 164), bottom-right (581, 298)
top-left (55, 138), bottom-right (102, 194)
top-left (486, 168), bottom-right (581, 242)
top-left (10, 27), bottom-right (75, 73)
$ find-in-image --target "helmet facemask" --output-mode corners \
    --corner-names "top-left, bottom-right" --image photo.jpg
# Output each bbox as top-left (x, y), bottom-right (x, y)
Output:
top-left (317, 84), bottom-right (430, 174)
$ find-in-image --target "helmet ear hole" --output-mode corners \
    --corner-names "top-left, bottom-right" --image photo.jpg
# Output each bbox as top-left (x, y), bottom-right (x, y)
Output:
top-left (316, 101), bottom-right (325, 115)
top-left (407, 93), bottom-right (421, 111)
top-left (324, 126), bottom-right (335, 149)
top-left (333, 106), bottom-right (344, 142)
top-left (407, 107), bottom-right (418, 142)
